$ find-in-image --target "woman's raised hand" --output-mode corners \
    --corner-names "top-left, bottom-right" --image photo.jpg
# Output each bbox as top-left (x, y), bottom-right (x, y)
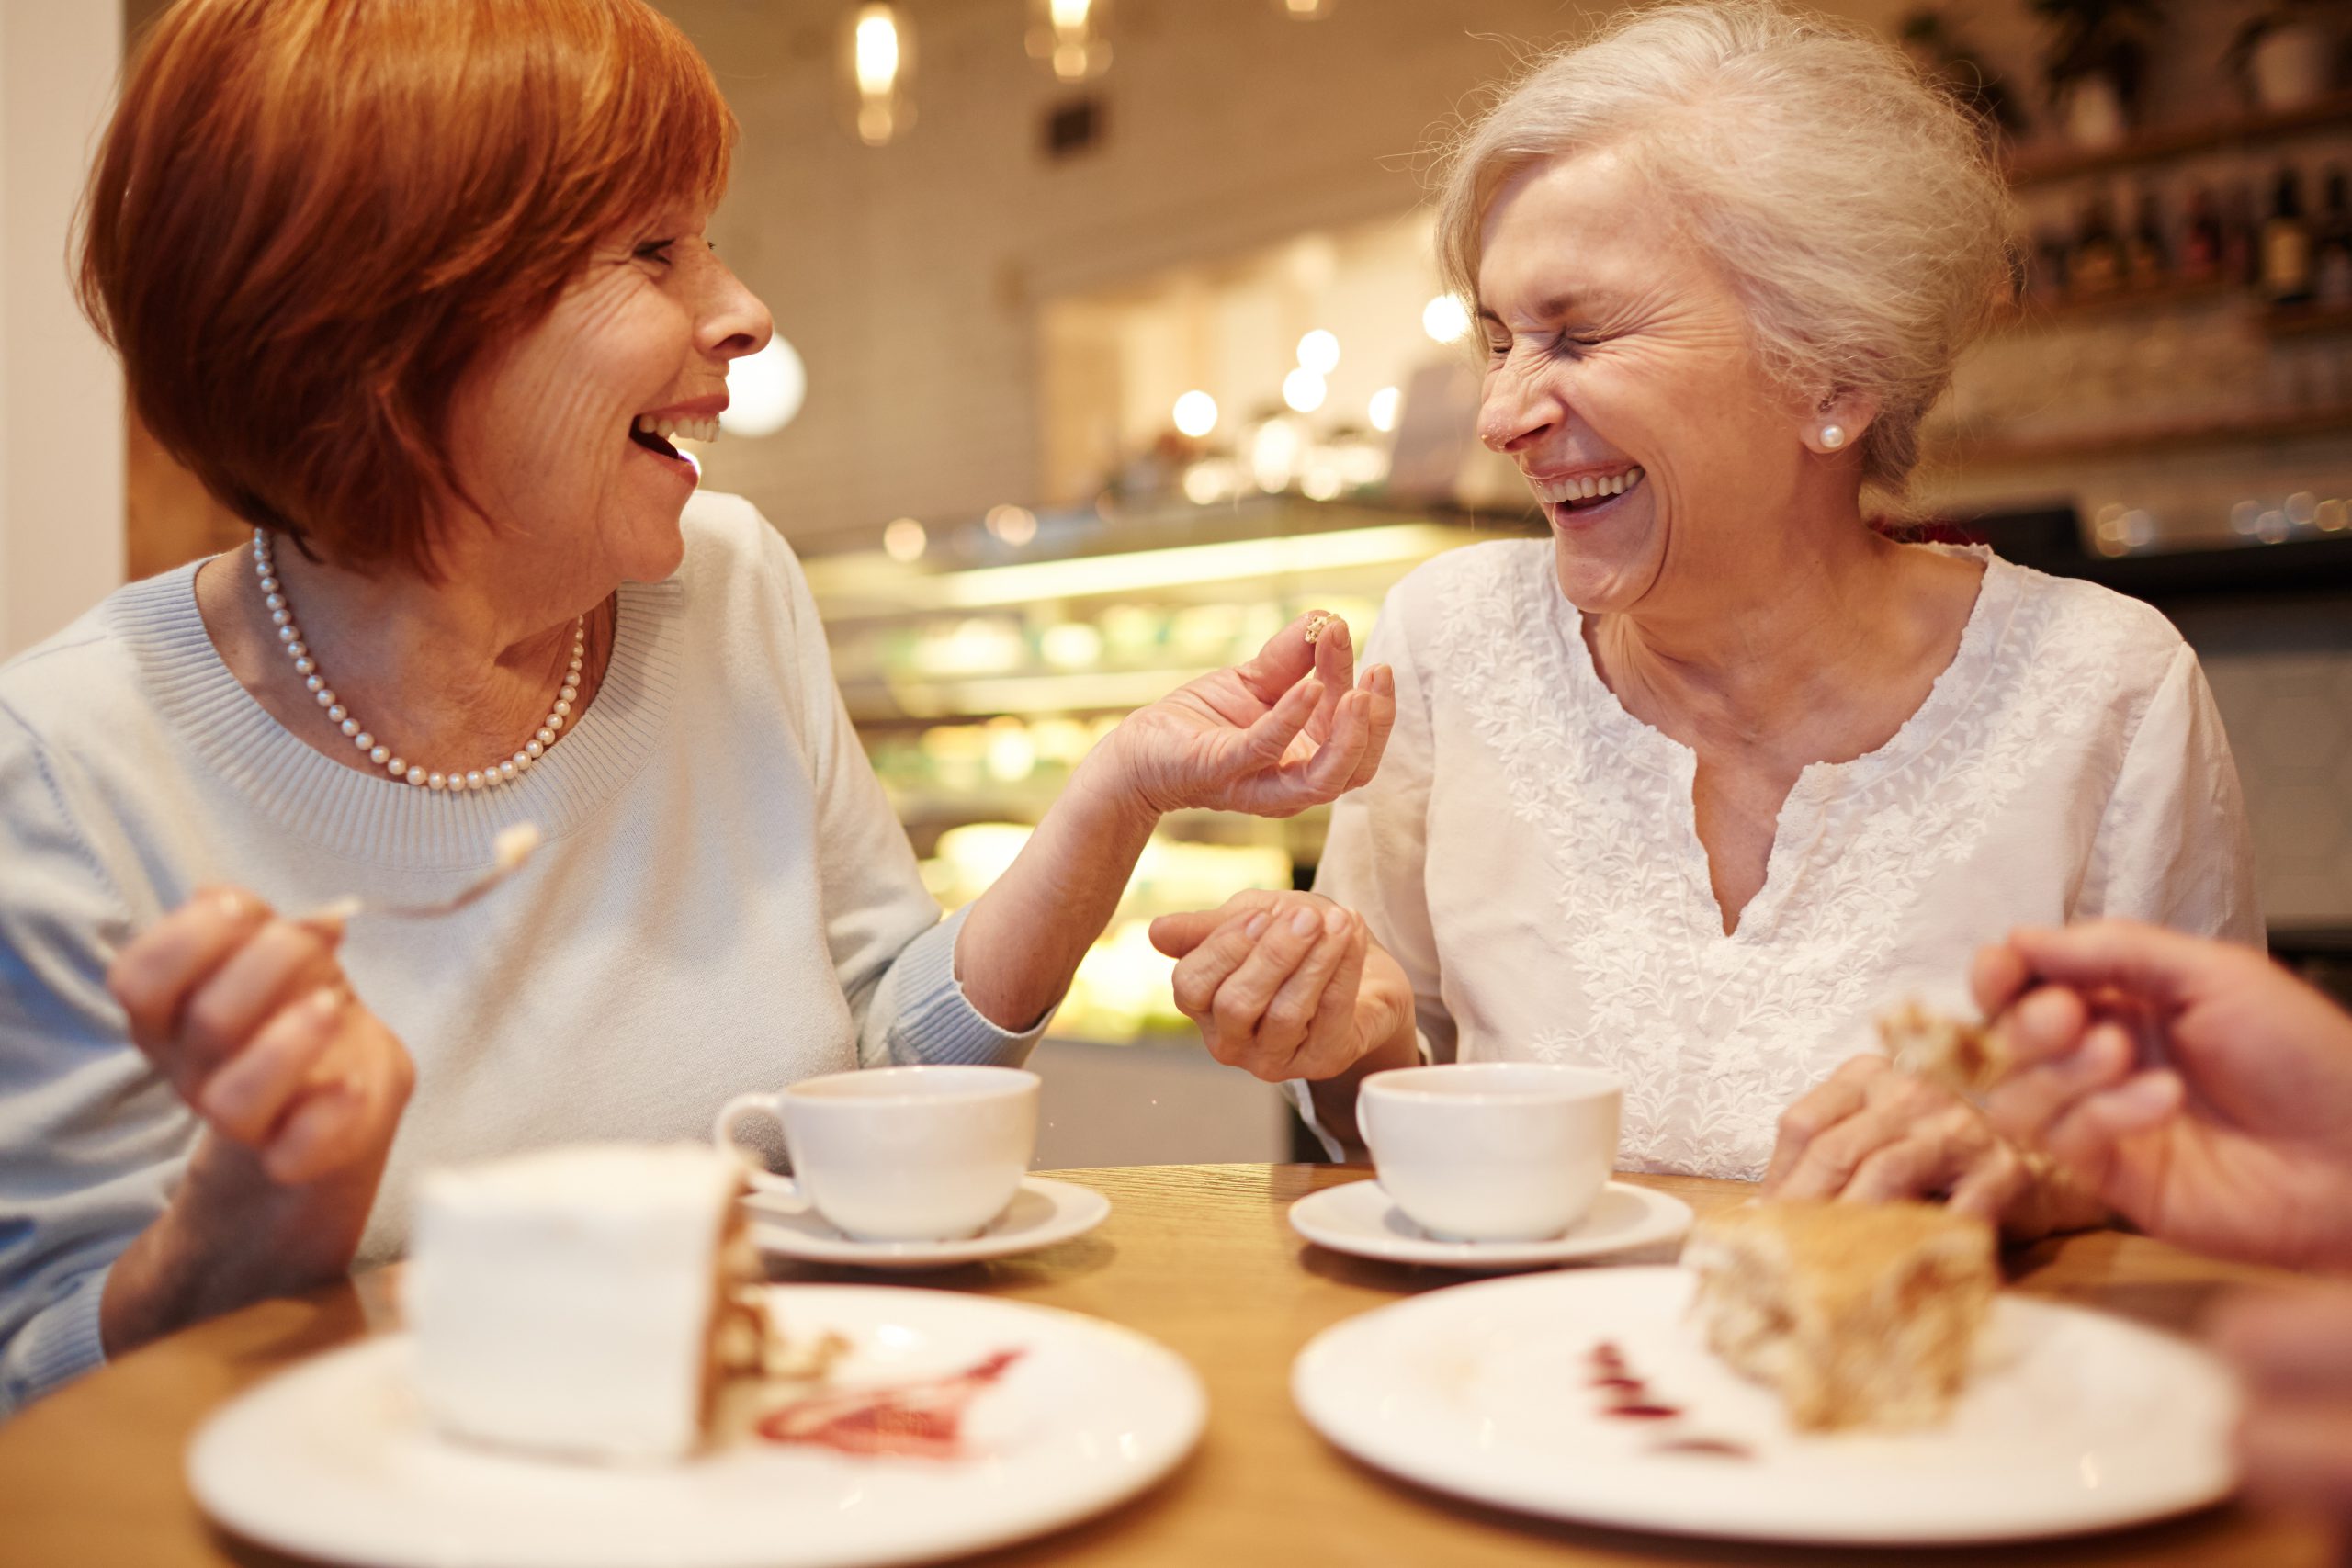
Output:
top-left (1149, 889), bottom-right (1413, 1083)
top-left (107, 887), bottom-right (413, 1189)
top-left (1103, 612), bottom-right (1394, 819)
top-left (1973, 920), bottom-right (2352, 1270)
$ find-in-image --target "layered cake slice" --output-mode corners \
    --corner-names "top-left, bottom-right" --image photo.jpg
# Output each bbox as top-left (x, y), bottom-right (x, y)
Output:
top-left (1878, 1001), bottom-right (2010, 1097)
top-left (402, 1143), bottom-right (768, 1462)
top-left (1684, 1201), bottom-right (1996, 1432)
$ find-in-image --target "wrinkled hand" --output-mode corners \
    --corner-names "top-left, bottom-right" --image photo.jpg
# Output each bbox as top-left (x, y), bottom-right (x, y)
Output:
top-left (1148, 889), bottom-right (1412, 1082)
top-left (1102, 611), bottom-right (1394, 819)
top-left (1761, 1055), bottom-right (2032, 1222)
top-left (2212, 1284), bottom-right (2352, 1554)
top-left (107, 886), bottom-right (413, 1187)
top-left (1974, 920), bottom-right (2352, 1270)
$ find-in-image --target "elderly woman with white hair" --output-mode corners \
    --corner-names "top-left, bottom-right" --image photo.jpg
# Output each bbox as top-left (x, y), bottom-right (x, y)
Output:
top-left (1151, 0), bottom-right (2258, 1231)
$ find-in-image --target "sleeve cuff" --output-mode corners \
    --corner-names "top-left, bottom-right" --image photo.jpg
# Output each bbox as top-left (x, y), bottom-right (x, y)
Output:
top-left (875, 905), bottom-right (1056, 1069)
top-left (2, 1264), bottom-right (110, 1420)
top-left (1283, 1029), bottom-right (1434, 1163)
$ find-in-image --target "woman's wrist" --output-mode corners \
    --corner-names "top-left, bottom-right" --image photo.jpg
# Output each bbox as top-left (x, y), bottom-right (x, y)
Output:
top-left (100, 1134), bottom-right (378, 1357)
top-left (1066, 729), bottom-right (1166, 841)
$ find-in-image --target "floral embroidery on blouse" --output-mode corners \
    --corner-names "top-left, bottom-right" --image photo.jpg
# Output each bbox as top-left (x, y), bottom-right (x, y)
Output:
top-left (1430, 542), bottom-right (2157, 1179)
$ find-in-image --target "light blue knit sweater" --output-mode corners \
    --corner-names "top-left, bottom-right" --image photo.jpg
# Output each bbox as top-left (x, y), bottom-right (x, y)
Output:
top-left (0, 492), bottom-right (1044, 1417)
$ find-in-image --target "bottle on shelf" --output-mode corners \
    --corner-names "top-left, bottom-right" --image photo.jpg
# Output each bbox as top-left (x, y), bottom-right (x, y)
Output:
top-left (2220, 179), bottom-right (2259, 288)
top-left (2069, 192), bottom-right (2124, 299)
top-left (2262, 165), bottom-right (2315, 308)
top-left (2313, 166), bottom-right (2352, 311)
top-left (2123, 187), bottom-right (2169, 290)
top-left (2029, 226), bottom-right (2070, 303)
top-left (2177, 183), bottom-right (2224, 284)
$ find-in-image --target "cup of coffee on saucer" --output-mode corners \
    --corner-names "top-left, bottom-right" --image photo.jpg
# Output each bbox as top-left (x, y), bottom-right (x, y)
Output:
top-left (713, 1065), bottom-right (1038, 1242)
top-left (1358, 1063), bottom-right (1623, 1242)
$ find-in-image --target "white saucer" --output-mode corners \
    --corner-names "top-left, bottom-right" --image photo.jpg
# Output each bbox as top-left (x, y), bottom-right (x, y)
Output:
top-left (745, 1176), bottom-right (1110, 1269)
top-left (1288, 1179), bottom-right (1692, 1268)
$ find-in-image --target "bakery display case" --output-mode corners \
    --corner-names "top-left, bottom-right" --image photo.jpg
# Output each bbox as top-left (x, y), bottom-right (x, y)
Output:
top-left (800, 492), bottom-right (1537, 1046)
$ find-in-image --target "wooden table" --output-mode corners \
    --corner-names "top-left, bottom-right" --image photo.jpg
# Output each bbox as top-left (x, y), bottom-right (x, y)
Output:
top-left (0, 1164), bottom-right (2331, 1567)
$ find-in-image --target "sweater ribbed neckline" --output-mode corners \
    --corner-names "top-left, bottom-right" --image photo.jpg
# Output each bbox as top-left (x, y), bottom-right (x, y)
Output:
top-left (107, 561), bottom-right (684, 870)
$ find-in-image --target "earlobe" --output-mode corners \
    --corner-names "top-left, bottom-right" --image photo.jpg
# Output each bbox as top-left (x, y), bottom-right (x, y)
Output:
top-left (1806, 393), bottom-right (1877, 456)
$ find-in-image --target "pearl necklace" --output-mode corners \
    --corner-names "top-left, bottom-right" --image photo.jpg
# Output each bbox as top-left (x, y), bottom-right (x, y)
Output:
top-left (252, 528), bottom-right (582, 792)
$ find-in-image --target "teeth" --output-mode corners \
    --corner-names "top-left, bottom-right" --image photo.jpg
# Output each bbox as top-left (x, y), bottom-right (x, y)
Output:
top-left (632, 414), bottom-right (721, 445)
top-left (1530, 467), bottom-right (1643, 505)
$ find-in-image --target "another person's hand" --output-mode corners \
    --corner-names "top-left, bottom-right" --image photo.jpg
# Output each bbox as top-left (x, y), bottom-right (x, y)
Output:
top-left (1149, 889), bottom-right (1413, 1083)
top-left (107, 886), bottom-right (413, 1188)
top-left (2211, 1284), bottom-right (2352, 1557)
top-left (1973, 920), bottom-right (2352, 1270)
top-left (1102, 612), bottom-right (1395, 819)
top-left (1759, 1055), bottom-right (2039, 1224)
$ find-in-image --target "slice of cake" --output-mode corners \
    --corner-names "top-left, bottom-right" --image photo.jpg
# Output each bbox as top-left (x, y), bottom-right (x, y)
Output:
top-left (1684, 1201), bottom-right (1996, 1432)
top-left (1878, 1001), bottom-right (2009, 1097)
top-left (402, 1143), bottom-right (767, 1462)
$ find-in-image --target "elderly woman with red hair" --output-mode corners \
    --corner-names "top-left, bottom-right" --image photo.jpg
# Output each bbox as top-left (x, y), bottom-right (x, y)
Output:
top-left (0, 0), bottom-right (1393, 1415)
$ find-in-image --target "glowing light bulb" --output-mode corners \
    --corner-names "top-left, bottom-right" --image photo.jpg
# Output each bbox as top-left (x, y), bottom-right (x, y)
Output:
top-left (1282, 367), bottom-right (1327, 414)
top-left (854, 7), bottom-right (900, 95)
top-left (883, 517), bottom-right (926, 561)
top-left (1422, 294), bottom-right (1471, 344)
top-left (1295, 329), bottom-right (1340, 375)
top-left (985, 504), bottom-right (1037, 546)
top-left (1172, 390), bottom-right (1218, 438)
top-left (1368, 385), bottom-right (1399, 433)
top-left (718, 338), bottom-right (807, 438)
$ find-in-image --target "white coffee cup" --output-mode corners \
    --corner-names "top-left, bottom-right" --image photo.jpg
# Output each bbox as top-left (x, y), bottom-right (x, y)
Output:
top-left (712, 1065), bottom-right (1039, 1242)
top-left (1358, 1063), bottom-right (1623, 1242)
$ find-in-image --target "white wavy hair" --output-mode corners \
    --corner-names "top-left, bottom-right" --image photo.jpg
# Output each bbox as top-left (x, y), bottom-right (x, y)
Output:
top-left (1434, 0), bottom-right (2017, 496)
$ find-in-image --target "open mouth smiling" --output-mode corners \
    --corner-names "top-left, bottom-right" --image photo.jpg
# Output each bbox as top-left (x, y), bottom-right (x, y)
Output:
top-left (1529, 465), bottom-right (1645, 525)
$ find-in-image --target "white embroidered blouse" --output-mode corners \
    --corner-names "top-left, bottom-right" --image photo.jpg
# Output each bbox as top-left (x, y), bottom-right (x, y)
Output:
top-left (1312, 539), bottom-right (2262, 1180)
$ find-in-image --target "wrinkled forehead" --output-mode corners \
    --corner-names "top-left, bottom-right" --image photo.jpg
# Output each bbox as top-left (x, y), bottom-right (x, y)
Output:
top-left (1474, 148), bottom-right (1697, 321)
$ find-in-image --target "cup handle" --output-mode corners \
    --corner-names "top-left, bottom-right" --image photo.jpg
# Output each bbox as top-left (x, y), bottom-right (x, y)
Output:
top-left (713, 1091), bottom-right (800, 1201)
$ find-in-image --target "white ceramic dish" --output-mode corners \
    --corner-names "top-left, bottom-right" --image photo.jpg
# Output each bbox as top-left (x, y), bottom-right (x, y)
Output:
top-left (1287, 1179), bottom-right (1691, 1269)
top-left (188, 1284), bottom-right (1204, 1568)
top-left (1292, 1267), bottom-right (2237, 1546)
top-left (746, 1176), bottom-right (1109, 1270)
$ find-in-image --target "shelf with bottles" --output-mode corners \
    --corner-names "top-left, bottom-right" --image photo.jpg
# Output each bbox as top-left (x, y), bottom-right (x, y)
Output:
top-left (2007, 92), bottom-right (2352, 190)
top-left (2266, 302), bottom-right (2352, 337)
top-left (1942, 402), bottom-right (2352, 469)
top-left (2018, 161), bottom-right (2352, 322)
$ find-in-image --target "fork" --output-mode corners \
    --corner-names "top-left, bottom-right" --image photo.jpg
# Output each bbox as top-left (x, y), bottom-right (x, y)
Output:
top-left (301, 822), bottom-right (544, 924)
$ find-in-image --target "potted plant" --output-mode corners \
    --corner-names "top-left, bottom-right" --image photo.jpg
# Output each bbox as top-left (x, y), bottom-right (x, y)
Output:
top-left (2227, 2), bottom-right (2341, 112)
top-left (2030, 0), bottom-right (2165, 149)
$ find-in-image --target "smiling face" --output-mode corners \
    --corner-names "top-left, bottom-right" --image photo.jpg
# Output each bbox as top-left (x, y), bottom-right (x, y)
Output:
top-left (446, 203), bottom-right (771, 607)
top-left (1476, 150), bottom-right (1832, 617)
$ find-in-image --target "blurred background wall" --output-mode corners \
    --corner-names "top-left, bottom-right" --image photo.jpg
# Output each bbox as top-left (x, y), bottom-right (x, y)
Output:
top-left (0, 1), bottom-right (123, 659)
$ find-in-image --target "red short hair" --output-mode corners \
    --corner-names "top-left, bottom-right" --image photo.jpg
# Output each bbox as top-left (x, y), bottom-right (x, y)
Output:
top-left (78, 0), bottom-right (734, 578)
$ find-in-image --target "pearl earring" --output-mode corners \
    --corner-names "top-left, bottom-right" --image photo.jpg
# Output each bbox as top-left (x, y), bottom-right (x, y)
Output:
top-left (1819, 423), bottom-right (1848, 451)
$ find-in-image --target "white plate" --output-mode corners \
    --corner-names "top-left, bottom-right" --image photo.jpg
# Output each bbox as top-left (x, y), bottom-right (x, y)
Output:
top-left (745, 1176), bottom-right (1109, 1269)
top-left (188, 1284), bottom-right (1205, 1568)
top-left (1292, 1267), bottom-right (2237, 1545)
top-left (1288, 1179), bottom-right (1692, 1269)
